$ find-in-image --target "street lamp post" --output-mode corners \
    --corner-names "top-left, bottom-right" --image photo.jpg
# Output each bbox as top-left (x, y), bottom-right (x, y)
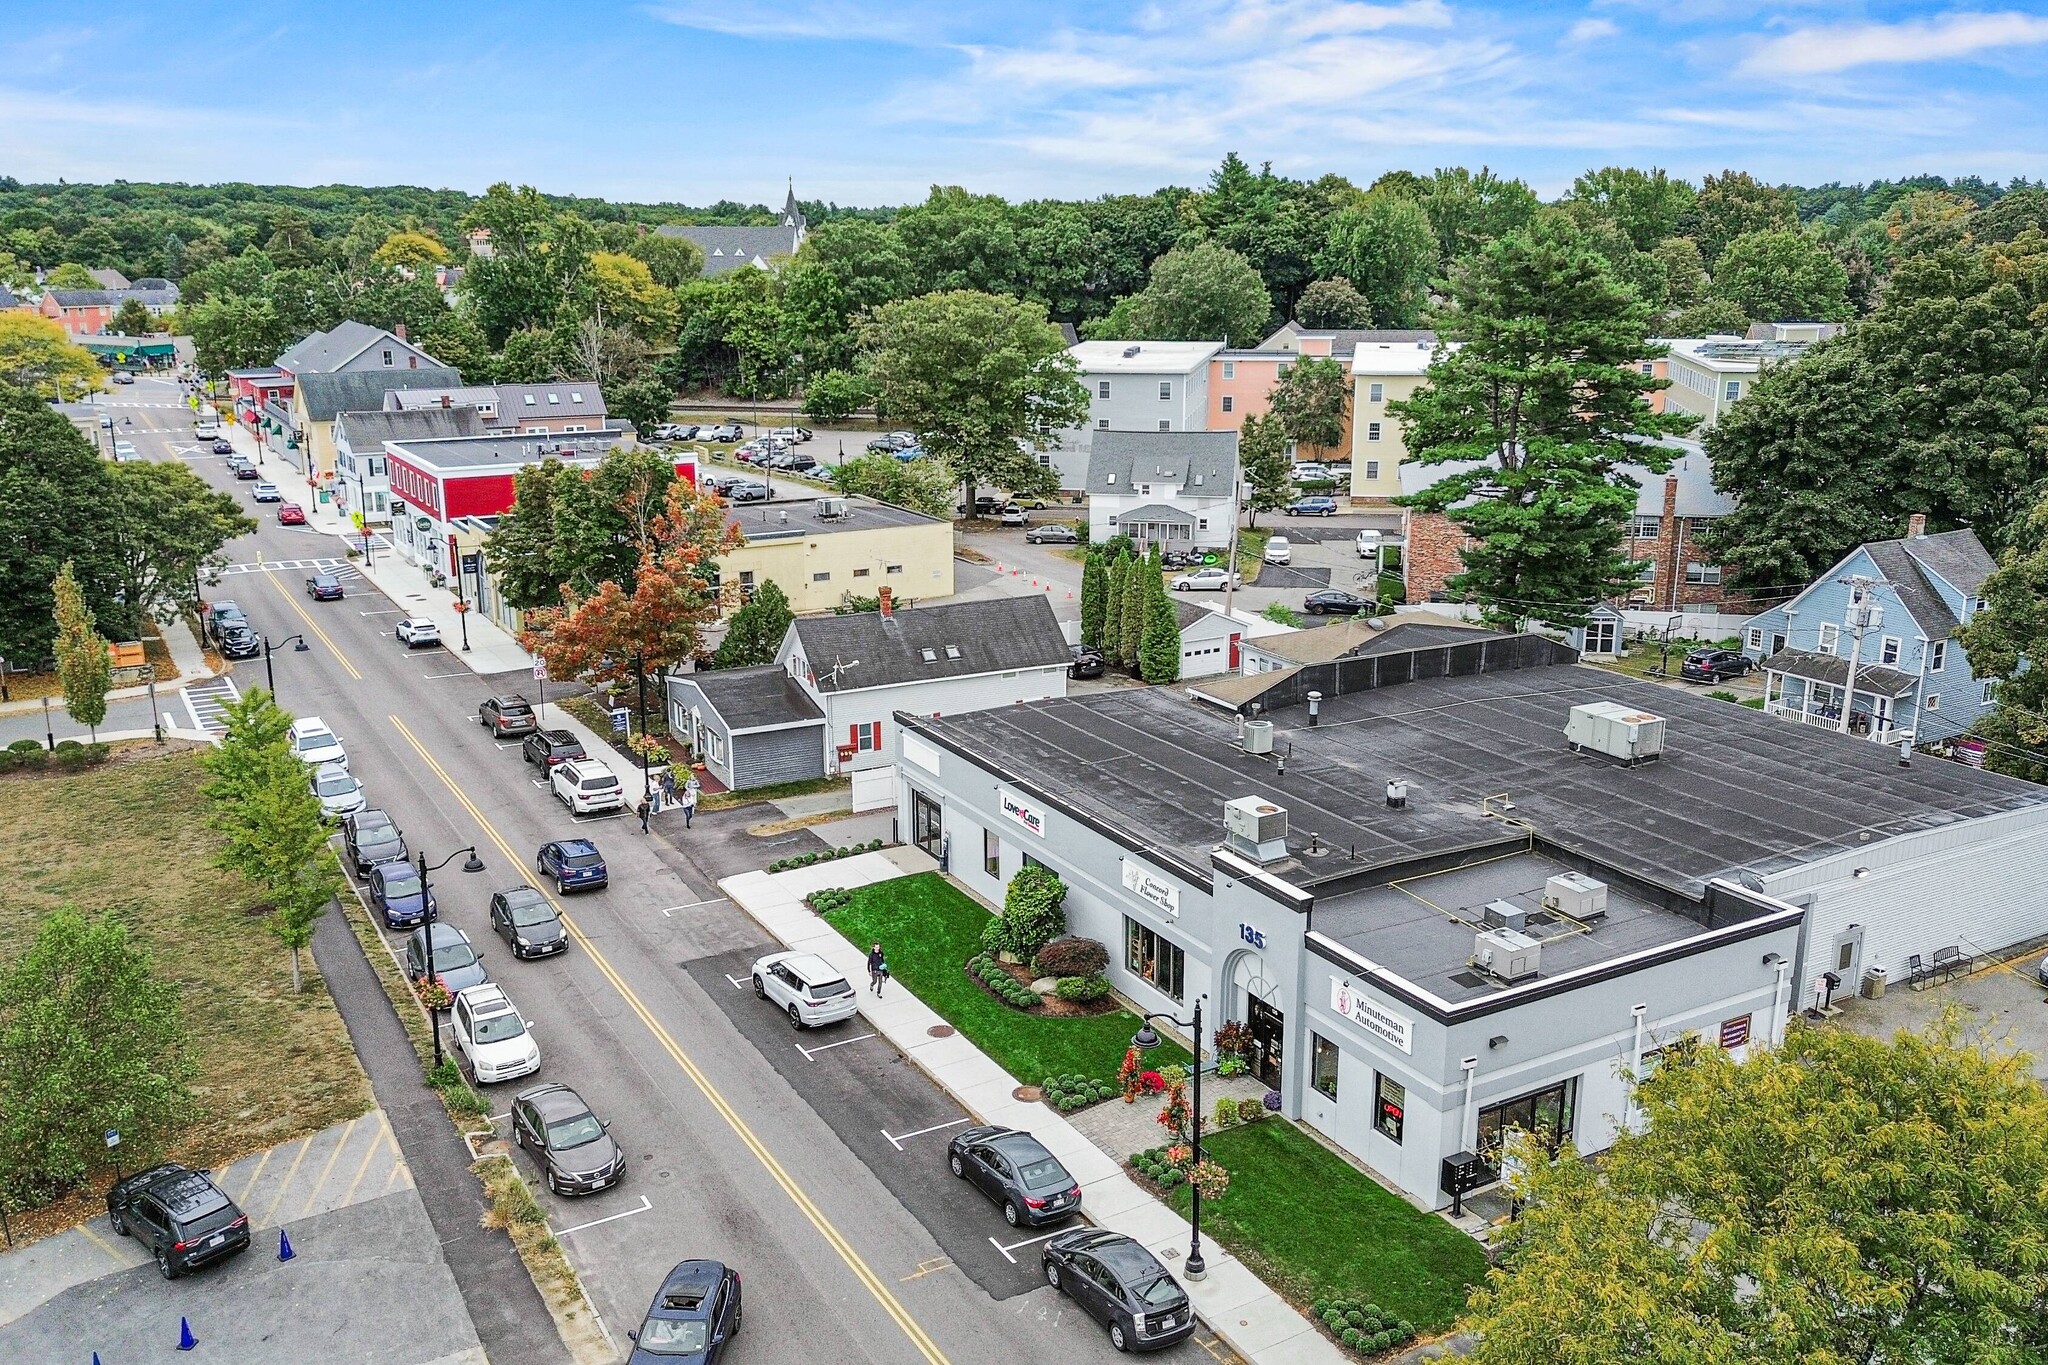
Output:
top-left (633, 654), bottom-right (653, 803)
top-left (261, 633), bottom-right (309, 696)
top-left (1133, 998), bottom-right (1207, 1280)
top-left (144, 665), bottom-right (161, 743)
top-left (418, 846), bottom-right (486, 1070)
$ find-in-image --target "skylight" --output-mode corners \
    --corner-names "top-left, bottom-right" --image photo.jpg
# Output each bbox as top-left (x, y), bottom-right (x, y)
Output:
top-left (945, 646), bottom-right (962, 659)
top-left (920, 648), bottom-right (937, 662)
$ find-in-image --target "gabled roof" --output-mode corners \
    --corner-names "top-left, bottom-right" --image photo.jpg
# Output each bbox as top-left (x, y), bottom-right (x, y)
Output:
top-left (386, 385), bottom-right (502, 412)
top-left (790, 597), bottom-right (1068, 694)
top-left (88, 267), bottom-right (130, 290)
top-left (495, 382), bottom-right (608, 419)
top-left (1900, 528), bottom-right (1996, 598)
top-left (655, 224), bottom-right (802, 275)
top-left (1760, 649), bottom-right (1919, 698)
top-left (276, 320), bottom-right (438, 375)
top-left (296, 368), bottom-right (465, 423)
top-left (1261, 322), bottom-right (1439, 357)
top-left (333, 406), bottom-right (487, 449)
top-left (1118, 502), bottom-right (1196, 525)
top-left (1088, 430), bottom-right (1238, 496)
top-left (1863, 541), bottom-right (1960, 638)
top-left (672, 665), bottom-right (824, 733)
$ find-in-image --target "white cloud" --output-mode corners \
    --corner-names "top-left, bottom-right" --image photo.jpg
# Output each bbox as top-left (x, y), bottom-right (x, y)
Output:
top-left (641, 1), bottom-right (932, 44)
top-left (1739, 10), bottom-right (2048, 77)
top-left (1565, 18), bottom-right (1618, 44)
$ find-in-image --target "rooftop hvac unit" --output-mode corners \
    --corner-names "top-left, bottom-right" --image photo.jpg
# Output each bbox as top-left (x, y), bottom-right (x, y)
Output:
top-left (1473, 928), bottom-right (1542, 983)
top-left (1241, 719), bottom-right (1274, 755)
top-left (1544, 872), bottom-right (1609, 922)
top-left (1564, 702), bottom-right (1666, 766)
top-left (1223, 796), bottom-right (1289, 864)
top-left (1481, 900), bottom-right (1528, 933)
top-left (814, 496), bottom-right (848, 520)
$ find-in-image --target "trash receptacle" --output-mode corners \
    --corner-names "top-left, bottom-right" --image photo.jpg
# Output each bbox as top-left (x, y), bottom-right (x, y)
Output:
top-left (1861, 965), bottom-right (1888, 999)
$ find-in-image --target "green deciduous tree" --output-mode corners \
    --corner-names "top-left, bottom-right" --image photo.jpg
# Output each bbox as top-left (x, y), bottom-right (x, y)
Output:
top-left (1416, 166), bottom-right (1541, 266)
top-left (859, 290), bottom-right (1084, 514)
top-left (1080, 550), bottom-right (1107, 649)
top-left (186, 292), bottom-right (290, 375)
top-left (1693, 170), bottom-right (1797, 268)
top-left (52, 562), bottom-right (111, 739)
top-left (0, 382), bottom-right (129, 662)
top-left (608, 375), bottom-right (675, 435)
top-left (1393, 216), bottom-right (1692, 628)
top-left (105, 461), bottom-right (256, 625)
top-left (1239, 411), bottom-right (1291, 530)
top-left (828, 451), bottom-right (953, 518)
top-left (1710, 230), bottom-right (1851, 322)
top-left (1463, 1016), bottom-right (2048, 1365)
top-left (1567, 167), bottom-right (1696, 253)
top-left (0, 313), bottom-right (103, 398)
top-left (1650, 237), bottom-right (1707, 311)
top-left (1954, 490), bottom-right (2048, 781)
top-left (1700, 339), bottom-right (1905, 592)
top-left (896, 186), bottom-right (1023, 296)
top-left (575, 251), bottom-right (680, 341)
top-left (1666, 297), bottom-right (1749, 337)
top-left (1092, 241), bottom-right (1273, 345)
top-left (1316, 194), bottom-right (1437, 326)
top-left (1268, 356), bottom-right (1350, 455)
top-left (484, 447), bottom-right (681, 609)
top-left (44, 262), bottom-right (98, 289)
top-left (712, 579), bottom-right (793, 668)
top-left (1294, 277), bottom-right (1375, 328)
top-left (801, 368), bottom-right (874, 422)
top-left (0, 909), bottom-right (195, 1205)
top-left (371, 229), bottom-right (449, 272)
top-left (111, 297), bottom-right (153, 337)
top-left (623, 230), bottom-right (704, 289)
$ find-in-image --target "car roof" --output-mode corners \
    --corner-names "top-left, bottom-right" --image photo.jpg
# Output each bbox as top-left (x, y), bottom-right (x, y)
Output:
top-left (310, 572), bottom-right (338, 582)
top-left (537, 728), bottom-right (579, 744)
top-left (290, 716), bottom-right (333, 735)
top-left (520, 1082), bottom-right (590, 1120)
top-left (352, 808), bottom-right (396, 829)
top-left (989, 1129), bottom-right (1056, 1162)
top-left (1092, 1235), bottom-right (1169, 1283)
top-left (498, 883), bottom-right (550, 905)
top-left (458, 982), bottom-right (514, 1012)
top-left (650, 1259), bottom-right (728, 1314)
top-left (372, 860), bottom-right (417, 881)
top-left (144, 1167), bottom-right (230, 1217)
top-left (492, 693), bottom-right (532, 706)
top-left (555, 838), bottom-right (601, 857)
top-left (763, 950), bottom-right (840, 982)
top-left (415, 922), bottom-right (471, 949)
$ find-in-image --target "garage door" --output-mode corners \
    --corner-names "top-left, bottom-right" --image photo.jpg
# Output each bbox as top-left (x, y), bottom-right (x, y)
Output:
top-left (850, 764), bottom-right (895, 813)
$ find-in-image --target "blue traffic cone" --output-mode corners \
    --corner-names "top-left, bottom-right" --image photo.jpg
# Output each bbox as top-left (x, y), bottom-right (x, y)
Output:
top-left (178, 1315), bottom-right (198, 1350)
top-left (277, 1229), bottom-right (295, 1262)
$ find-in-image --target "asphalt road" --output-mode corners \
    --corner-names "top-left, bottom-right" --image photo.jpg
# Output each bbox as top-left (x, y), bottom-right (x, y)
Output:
top-left (92, 381), bottom-right (1235, 1363)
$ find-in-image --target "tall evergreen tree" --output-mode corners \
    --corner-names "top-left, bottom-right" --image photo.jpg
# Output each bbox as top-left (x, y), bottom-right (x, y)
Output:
top-left (1119, 549), bottom-right (1151, 667)
top-left (1079, 550), bottom-right (1108, 649)
top-left (1393, 216), bottom-right (1693, 628)
top-left (1138, 557), bottom-right (1182, 684)
top-left (1102, 551), bottom-right (1130, 666)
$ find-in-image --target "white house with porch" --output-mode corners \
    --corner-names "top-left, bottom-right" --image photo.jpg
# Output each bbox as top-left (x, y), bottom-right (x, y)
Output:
top-left (1087, 429), bottom-right (1240, 552)
top-left (1740, 519), bottom-right (1999, 750)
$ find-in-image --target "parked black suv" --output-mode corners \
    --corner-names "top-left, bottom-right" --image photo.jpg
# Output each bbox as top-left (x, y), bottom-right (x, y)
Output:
top-left (479, 694), bottom-right (539, 737)
top-left (522, 728), bottom-right (587, 770)
top-left (206, 600), bottom-right (247, 645)
top-left (107, 1164), bottom-right (250, 1280)
top-left (343, 808), bottom-right (409, 873)
top-left (216, 623), bottom-right (262, 660)
top-left (1680, 647), bottom-right (1753, 683)
top-left (491, 884), bottom-right (569, 958)
top-left (1069, 645), bottom-right (1105, 679)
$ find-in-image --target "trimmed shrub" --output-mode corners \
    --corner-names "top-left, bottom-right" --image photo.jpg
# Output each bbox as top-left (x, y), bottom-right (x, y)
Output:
top-left (7, 739), bottom-right (44, 753)
top-left (1030, 935), bottom-right (1109, 979)
top-left (53, 746), bottom-right (91, 772)
top-left (1341, 1328), bottom-right (1362, 1350)
top-left (985, 864), bottom-right (1068, 959)
top-left (1053, 973), bottom-right (1110, 1003)
top-left (969, 953), bottom-right (1041, 1009)
top-left (807, 887), bottom-right (855, 914)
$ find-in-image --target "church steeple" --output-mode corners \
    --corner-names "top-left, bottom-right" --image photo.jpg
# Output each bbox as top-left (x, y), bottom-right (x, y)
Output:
top-left (782, 178), bottom-right (807, 250)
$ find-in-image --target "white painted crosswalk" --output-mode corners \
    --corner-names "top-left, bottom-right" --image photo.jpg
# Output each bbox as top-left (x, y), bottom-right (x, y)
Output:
top-left (181, 674), bottom-right (241, 734)
top-left (219, 558), bottom-right (363, 577)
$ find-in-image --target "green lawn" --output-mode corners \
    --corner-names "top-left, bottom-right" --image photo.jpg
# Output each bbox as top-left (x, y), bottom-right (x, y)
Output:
top-left (822, 872), bottom-right (1188, 1083)
top-left (1156, 1120), bottom-right (1487, 1333)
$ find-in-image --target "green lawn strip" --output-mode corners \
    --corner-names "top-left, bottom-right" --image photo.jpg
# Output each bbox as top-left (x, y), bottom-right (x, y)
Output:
top-left (700, 773), bottom-right (846, 812)
top-left (1154, 1120), bottom-right (1486, 1333)
top-left (821, 872), bottom-right (1188, 1083)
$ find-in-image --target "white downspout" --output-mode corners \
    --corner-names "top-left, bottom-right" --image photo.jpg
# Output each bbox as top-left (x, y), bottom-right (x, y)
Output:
top-left (1768, 955), bottom-right (1792, 1047)
top-left (1458, 1056), bottom-right (1479, 1151)
top-left (1627, 1002), bottom-right (1648, 1131)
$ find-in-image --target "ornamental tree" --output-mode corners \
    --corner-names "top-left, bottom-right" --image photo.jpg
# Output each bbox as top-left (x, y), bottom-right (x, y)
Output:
top-left (52, 562), bottom-right (111, 740)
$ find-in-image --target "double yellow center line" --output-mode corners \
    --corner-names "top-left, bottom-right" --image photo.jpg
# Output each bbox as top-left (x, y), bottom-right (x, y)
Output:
top-left (261, 568), bottom-right (363, 681)
top-left (387, 715), bottom-right (950, 1364)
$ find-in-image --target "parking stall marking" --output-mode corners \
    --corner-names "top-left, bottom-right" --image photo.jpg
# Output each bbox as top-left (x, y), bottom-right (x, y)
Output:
top-left (386, 713), bottom-right (954, 1365)
top-left (988, 1229), bottom-right (1066, 1265)
top-left (297, 1115), bottom-right (363, 1218)
top-left (551, 1195), bottom-right (653, 1239)
top-left (795, 1032), bottom-right (876, 1060)
top-left (882, 1118), bottom-right (970, 1152)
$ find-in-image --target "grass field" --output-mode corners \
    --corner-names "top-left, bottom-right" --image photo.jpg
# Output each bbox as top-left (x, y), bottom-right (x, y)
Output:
top-left (0, 746), bottom-right (372, 1228)
top-left (822, 872), bottom-right (1188, 1083)
top-left (1153, 1120), bottom-right (1488, 1333)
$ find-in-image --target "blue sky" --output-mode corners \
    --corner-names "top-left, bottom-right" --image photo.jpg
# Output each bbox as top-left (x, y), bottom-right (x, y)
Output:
top-left (3, 1), bottom-right (2044, 206)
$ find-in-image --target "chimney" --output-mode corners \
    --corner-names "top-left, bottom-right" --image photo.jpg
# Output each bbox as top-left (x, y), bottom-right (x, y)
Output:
top-left (394, 324), bottom-right (408, 341)
top-left (1907, 512), bottom-right (1927, 539)
top-left (440, 393), bottom-right (452, 408)
top-left (878, 587), bottom-right (893, 617)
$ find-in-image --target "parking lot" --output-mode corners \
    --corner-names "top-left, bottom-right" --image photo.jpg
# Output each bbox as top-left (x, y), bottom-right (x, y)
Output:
top-left (1832, 944), bottom-right (2048, 1080)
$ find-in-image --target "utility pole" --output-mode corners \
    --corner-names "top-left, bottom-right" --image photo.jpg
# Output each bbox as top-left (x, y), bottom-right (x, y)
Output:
top-left (1837, 574), bottom-right (1882, 735)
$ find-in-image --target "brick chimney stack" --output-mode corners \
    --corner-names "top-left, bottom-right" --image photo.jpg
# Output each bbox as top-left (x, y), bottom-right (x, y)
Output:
top-left (878, 587), bottom-right (893, 617)
top-left (1908, 512), bottom-right (1927, 539)
top-left (394, 323), bottom-right (408, 341)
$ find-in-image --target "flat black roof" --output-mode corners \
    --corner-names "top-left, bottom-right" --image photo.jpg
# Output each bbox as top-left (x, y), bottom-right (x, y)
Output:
top-left (905, 659), bottom-right (2048, 896)
top-left (726, 495), bottom-right (940, 541)
top-left (1312, 850), bottom-right (1704, 1005)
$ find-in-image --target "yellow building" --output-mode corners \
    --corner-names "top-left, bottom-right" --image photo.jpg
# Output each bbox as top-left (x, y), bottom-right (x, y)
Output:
top-left (1347, 338), bottom-right (1444, 504)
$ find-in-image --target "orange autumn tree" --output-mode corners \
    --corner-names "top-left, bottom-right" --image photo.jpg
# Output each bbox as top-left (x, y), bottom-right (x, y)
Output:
top-left (519, 479), bottom-right (743, 688)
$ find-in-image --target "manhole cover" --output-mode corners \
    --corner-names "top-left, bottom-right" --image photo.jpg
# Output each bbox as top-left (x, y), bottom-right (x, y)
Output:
top-left (926, 1024), bottom-right (955, 1038)
top-left (1013, 1085), bottom-right (1042, 1102)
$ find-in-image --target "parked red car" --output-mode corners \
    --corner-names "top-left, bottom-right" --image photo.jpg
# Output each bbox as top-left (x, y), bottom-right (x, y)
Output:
top-left (277, 503), bottom-right (307, 525)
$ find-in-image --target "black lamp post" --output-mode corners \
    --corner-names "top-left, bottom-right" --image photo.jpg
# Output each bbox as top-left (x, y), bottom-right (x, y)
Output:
top-left (261, 633), bottom-right (308, 696)
top-left (633, 653), bottom-right (653, 803)
top-left (1133, 997), bottom-right (1207, 1280)
top-left (418, 845), bottom-right (486, 1070)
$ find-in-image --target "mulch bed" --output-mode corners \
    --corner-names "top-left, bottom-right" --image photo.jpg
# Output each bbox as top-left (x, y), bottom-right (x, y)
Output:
top-left (963, 953), bottom-right (1120, 1018)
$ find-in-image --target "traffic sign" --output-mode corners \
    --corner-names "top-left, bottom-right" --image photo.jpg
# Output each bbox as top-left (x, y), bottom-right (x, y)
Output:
top-left (533, 657), bottom-right (548, 682)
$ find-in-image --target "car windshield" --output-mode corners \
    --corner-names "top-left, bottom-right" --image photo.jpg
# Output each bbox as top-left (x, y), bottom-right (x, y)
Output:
top-left (473, 1011), bottom-right (526, 1043)
top-left (1018, 1157), bottom-right (1068, 1188)
top-left (546, 1113), bottom-right (604, 1149)
top-left (296, 731), bottom-right (336, 753)
top-left (507, 899), bottom-right (556, 927)
top-left (1133, 1273), bottom-right (1181, 1307)
top-left (635, 1318), bottom-right (709, 1353)
top-left (382, 869), bottom-right (422, 897)
top-left (432, 940), bottom-right (477, 970)
top-left (315, 771), bottom-right (357, 796)
top-left (561, 852), bottom-right (604, 869)
top-left (361, 828), bottom-right (401, 850)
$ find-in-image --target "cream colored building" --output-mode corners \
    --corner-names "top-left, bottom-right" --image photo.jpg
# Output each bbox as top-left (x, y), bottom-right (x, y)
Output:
top-left (720, 495), bottom-right (955, 614)
top-left (1347, 337), bottom-right (1442, 504)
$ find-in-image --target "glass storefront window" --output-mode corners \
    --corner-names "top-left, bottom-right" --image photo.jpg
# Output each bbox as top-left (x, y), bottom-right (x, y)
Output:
top-left (1310, 1034), bottom-right (1339, 1099)
top-left (1124, 918), bottom-right (1184, 1001)
top-left (983, 829), bottom-right (1000, 878)
top-left (1476, 1079), bottom-right (1575, 1170)
top-left (1374, 1073), bottom-right (1405, 1143)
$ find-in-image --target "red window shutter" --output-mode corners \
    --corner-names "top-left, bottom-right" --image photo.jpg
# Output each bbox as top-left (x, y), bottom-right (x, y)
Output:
top-left (848, 724), bottom-right (860, 745)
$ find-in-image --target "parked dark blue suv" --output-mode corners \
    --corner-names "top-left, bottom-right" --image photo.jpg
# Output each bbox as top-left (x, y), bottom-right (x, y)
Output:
top-left (537, 838), bottom-right (608, 892)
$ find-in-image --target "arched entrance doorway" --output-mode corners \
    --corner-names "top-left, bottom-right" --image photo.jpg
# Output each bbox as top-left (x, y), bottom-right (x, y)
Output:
top-left (1222, 948), bottom-right (1285, 1090)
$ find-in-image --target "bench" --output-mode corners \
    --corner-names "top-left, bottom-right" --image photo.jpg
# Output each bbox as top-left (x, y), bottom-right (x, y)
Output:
top-left (1931, 945), bottom-right (1972, 981)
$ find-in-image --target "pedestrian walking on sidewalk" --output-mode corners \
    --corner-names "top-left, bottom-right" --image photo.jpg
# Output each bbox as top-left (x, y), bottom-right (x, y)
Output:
top-left (636, 796), bottom-right (652, 834)
top-left (681, 786), bottom-right (698, 829)
top-left (867, 943), bottom-right (889, 996)
top-left (660, 768), bottom-right (677, 804)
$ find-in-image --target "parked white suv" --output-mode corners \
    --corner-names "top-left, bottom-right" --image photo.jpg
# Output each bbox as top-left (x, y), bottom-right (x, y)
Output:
top-left (450, 983), bottom-right (541, 1084)
top-left (1263, 535), bottom-right (1292, 565)
top-left (751, 950), bottom-right (860, 1029)
top-left (551, 758), bottom-right (625, 815)
top-left (288, 716), bottom-right (348, 769)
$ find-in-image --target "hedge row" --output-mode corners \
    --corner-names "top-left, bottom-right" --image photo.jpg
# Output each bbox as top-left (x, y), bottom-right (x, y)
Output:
top-left (806, 887), bottom-right (856, 914)
top-left (1, 738), bottom-right (111, 773)
top-left (968, 952), bottom-right (1041, 1009)
top-left (769, 838), bottom-right (884, 873)
top-left (1129, 1145), bottom-right (1187, 1187)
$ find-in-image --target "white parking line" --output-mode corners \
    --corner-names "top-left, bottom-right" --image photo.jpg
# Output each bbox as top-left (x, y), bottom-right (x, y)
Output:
top-left (988, 1229), bottom-right (1065, 1264)
top-left (661, 897), bottom-right (725, 912)
top-left (882, 1118), bottom-right (970, 1152)
top-left (552, 1195), bottom-right (654, 1238)
top-left (723, 972), bottom-right (749, 988)
top-left (360, 608), bottom-right (404, 616)
top-left (795, 1032), bottom-right (875, 1060)
top-left (422, 671), bottom-right (470, 680)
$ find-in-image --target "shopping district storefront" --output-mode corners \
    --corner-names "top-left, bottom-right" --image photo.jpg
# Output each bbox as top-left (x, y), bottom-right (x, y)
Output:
top-left (894, 722), bottom-right (1805, 1210)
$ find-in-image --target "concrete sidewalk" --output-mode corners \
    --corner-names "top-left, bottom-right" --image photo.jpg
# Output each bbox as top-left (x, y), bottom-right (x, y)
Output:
top-left (720, 856), bottom-right (1347, 1365)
